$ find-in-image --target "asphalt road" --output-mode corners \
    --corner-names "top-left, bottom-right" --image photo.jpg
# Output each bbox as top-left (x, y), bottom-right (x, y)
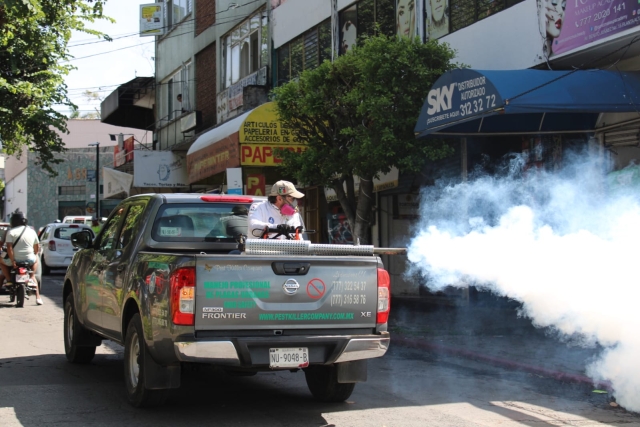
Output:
top-left (1, 272), bottom-right (639, 426)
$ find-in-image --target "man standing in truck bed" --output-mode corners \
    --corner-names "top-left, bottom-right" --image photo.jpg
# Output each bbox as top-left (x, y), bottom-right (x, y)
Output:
top-left (248, 180), bottom-right (306, 239)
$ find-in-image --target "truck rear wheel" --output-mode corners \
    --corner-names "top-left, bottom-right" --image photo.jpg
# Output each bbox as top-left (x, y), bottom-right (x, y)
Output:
top-left (64, 294), bottom-right (97, 363)
top-left (124, 313), bottom-right (169, 407)
top-left (304, 364), bottom-right (356, 402)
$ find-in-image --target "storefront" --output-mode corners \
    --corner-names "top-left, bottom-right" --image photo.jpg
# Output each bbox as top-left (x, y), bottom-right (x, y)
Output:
top-left (414, 68), bottom-right (640, 175)
top-left (186, 102), bottom-right (328, 236)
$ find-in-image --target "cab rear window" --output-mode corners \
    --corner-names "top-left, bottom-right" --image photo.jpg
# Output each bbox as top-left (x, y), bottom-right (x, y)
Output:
top-left (54, 227), bottom-right (88, 240)
top-left (151, 203), bottom-right (251, 242)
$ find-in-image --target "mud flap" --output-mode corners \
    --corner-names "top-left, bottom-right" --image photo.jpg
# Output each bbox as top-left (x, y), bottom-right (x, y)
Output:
top-left (336, 360), bottom-right (367, 383)
top-left (143, 351), bottom-right (181, 390)
top-left (76, 329), bottom-right (102, 347)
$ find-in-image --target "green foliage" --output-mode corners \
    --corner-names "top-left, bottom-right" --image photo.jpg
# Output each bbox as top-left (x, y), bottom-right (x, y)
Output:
top-left (0, 0), bottom-right (112, 174)
top-left (272, 34), bottom-right (459, 243)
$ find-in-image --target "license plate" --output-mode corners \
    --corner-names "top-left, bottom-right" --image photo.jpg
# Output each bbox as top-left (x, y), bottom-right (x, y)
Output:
top-left (269, 347), bottom-right (309, 369)
top-left (16, 274), bottom-right (29, 283)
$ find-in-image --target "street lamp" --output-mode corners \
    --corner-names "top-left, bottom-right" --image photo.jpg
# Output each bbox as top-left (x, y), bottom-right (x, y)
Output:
top-left (88, 142), bottom-right (100, 218)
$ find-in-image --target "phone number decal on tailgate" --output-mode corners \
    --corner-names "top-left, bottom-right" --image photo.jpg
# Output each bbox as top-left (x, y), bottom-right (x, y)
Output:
top-left (259, 312), bottom-right (354, 321)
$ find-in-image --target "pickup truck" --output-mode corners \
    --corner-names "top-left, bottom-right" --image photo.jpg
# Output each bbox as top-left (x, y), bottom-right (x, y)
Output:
top-left (63, 193), bottom-right (394, 407)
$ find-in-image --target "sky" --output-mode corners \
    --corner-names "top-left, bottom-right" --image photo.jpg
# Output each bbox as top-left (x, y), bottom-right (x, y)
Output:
top-left (62, 0), bottom-right (156, 116)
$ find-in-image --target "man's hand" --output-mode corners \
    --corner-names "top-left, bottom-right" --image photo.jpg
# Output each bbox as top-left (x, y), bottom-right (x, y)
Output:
top-left (276, 224), bottom-right (291, 233)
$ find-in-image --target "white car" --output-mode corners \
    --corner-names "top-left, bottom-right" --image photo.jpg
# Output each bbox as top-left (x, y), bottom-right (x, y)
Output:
top-left (39, 223), bottom-right (95, 274)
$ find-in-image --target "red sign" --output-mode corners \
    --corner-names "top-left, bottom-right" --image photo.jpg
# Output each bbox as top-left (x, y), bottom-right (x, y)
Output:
top-left (124, 136), bottom-right (135, 162)
top-left (240, 144), bottom-right (306, 166)
top-left (246, 174), bottom-right (265, 196)
top-left (306, 279), bottom-right (326, 299)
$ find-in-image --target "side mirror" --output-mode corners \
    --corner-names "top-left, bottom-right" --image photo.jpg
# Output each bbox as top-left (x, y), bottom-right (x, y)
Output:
top-left (71, 230), bottom-right (93, 249)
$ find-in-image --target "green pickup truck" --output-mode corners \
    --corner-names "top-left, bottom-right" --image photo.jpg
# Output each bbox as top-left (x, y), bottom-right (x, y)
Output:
top-left (63, 194), bottom-right (394, 407)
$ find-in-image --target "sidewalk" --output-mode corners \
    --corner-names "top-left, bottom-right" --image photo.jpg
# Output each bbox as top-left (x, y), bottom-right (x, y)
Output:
top-left (388, 295), bottom-right (608, 389)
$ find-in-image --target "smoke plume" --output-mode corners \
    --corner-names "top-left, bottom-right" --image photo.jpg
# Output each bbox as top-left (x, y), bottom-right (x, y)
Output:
top-left (407, 151), bottom-right (640, 412)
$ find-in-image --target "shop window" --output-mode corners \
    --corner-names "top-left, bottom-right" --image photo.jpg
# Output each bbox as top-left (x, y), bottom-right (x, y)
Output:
top-left (222, 9), bottom-right (268, 89)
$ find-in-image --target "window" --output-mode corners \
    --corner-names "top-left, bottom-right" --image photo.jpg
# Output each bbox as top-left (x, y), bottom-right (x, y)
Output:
top-left (222, 9), bottom-right (268, 88)
top-left (118, 205), bottom-right (145, 250)
top-left (59, 186), bottom-right (86, 196)
top-left (165, 0), bottom-right (191, 29)
top-left (98, 208), bottom-right (124, 251)
top-left (162, 62), bottom-right (191, 123)
top-left (276, 20), bottom-right (331, 85)
top-left (434, 0), bottom-right (518, 39)
top-left (54, 227), bottom-right (88, 241)
top-left (151, 203), bottom-right (253, 241)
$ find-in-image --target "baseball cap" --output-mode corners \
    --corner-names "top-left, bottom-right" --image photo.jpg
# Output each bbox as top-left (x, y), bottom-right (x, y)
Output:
top-left (269, 180), bottom-right (304, 198)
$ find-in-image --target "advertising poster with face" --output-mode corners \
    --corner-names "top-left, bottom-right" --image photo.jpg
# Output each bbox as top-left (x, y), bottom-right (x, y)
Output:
top-left (340, 5), bottom-right (358, 55)
top-left (396, 0), bottom-right (417, 37)
top-left (541, 0), bottom-right (640, 56)
top-left (426, 0), bottom-right (449, 40)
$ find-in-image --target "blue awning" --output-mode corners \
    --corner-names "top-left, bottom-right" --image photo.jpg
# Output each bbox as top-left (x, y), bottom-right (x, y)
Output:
top-left (414, 69), bottom-right (640, 137)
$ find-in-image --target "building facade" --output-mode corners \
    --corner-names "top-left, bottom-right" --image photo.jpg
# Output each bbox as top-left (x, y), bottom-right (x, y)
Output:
top-left (2, 120), bottom-right (149, 230)
top-left (100, 0), bottom-right (640, 295)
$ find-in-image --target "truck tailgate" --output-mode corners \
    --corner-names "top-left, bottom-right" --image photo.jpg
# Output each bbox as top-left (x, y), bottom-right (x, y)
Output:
top-left (194, 255), bottom-right (379, 330)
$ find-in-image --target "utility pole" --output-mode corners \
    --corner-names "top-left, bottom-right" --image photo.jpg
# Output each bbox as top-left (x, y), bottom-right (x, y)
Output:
top-left (89, 142), bottom-right (100, 217)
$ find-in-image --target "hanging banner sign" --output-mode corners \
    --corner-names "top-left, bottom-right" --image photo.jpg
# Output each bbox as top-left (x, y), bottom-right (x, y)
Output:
top-left (134, 151), bottom-right (188, 187)
top-left (140, 3), bottom-right (165, 37)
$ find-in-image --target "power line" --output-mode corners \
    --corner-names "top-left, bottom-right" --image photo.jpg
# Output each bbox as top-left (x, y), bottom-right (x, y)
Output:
top-left (66, 0), bottom-right (262, 48)
top-left (64, 13), bottom-right (249, 62)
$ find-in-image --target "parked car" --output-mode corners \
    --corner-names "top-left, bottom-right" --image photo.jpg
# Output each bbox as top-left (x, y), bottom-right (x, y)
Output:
top-left (39, 223), bottom-right (95, 274)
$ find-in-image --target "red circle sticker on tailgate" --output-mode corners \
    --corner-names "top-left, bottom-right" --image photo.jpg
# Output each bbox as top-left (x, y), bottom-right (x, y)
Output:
top-left (306, 279), bottom-right (326, 299)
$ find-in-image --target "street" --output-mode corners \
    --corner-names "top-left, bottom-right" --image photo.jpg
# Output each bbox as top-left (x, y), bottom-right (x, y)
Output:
top-left (1, 273), bottom-right (639, 427)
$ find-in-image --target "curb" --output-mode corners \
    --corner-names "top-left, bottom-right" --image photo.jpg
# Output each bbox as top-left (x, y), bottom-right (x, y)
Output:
top-left (392, 335), bottom-right (613, 391)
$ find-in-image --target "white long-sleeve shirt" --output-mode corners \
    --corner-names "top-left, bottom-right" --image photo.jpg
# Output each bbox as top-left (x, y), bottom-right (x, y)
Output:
top-left (247, 201), bottom-right (304, 239)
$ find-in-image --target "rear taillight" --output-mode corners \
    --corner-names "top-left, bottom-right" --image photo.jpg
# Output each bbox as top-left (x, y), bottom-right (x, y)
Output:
top-left (18, 267), bottom-right (27, 274)
top-left (170, 267), bottom-right (195, 326)
top-left (376, 268), bottom-right (391, 324)
top-left (48, 240), bottom-right (56, 251)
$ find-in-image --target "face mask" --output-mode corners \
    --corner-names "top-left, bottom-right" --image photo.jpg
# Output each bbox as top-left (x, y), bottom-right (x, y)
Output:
top-left (281, 198), bottom-right (297, 216)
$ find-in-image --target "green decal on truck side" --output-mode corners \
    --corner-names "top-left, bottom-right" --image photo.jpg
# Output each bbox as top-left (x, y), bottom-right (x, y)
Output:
top-left (205, 290), bottom-right (270, 299)
top-left (224, 300), bottom-right (257, 309)
top-left (204, 281), bottom-right (270, 289)
top-left (258, 313), bottom-right (355, 321)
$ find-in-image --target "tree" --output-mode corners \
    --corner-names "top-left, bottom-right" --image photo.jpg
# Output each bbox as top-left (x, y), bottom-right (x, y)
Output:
top-left (0, 0), bottom-right (111, 174)
top-left (272, 35), bottom-right (460, 244)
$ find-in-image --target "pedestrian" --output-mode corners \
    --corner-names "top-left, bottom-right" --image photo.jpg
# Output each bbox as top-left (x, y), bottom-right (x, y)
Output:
top-left (247, 180), bottom-right (306, 239)
top-left (5, 211), bottom-right (42, 305)
top-left (90, 216), bottom-right (101, 235)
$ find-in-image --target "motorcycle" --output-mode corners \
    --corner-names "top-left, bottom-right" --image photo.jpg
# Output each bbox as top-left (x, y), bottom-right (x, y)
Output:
top-left (6, 261), bottom-right (38, 308)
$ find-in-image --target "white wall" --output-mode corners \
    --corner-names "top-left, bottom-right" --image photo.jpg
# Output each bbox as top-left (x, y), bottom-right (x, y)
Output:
top-left (4, 169), bottom-right (28, 221)
top-left (441, 0), bottom-right (544, 70)
top-left (4, 147), bottom-right (28, 182)
top-left (156, 17), bottom-right (196, 80)
top-left (272, 0), bottom-right (330, 49)
top-left (55, 120), bottom-right (151, 149)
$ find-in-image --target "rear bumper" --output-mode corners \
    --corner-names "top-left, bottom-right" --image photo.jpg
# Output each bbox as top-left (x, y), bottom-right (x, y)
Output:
top-left (43, 252), bottom-right (74, 268)
top-left (173, 332), bottom-right (390, 366)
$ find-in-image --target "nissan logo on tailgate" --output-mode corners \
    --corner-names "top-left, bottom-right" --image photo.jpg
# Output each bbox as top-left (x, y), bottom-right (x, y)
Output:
top-left (282, 279), bottom-right (300, 296)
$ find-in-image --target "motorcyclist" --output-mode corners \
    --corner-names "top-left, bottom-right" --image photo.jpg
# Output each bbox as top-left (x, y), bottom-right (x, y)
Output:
top-left (247, 180), bottom-right (306, 239)
top-left (5, 211), bottom-right (42, 305)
